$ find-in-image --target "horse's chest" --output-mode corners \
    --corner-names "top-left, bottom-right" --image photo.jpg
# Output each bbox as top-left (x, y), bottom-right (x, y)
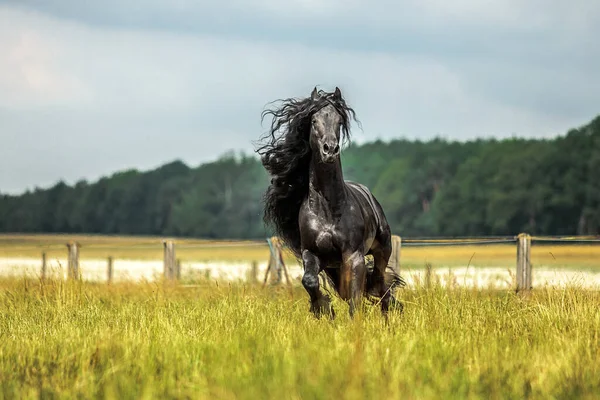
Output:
top-left (315, 227), bottom-right (335, 252)
top-left (304, 219), bottom-right (337, 253)
top-left (301, 202), bottom-right (367, 256)
top-left (309, 219), bottom-right (355, 257)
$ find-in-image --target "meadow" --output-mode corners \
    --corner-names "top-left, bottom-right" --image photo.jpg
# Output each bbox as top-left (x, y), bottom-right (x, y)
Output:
top-left (1, 277), bottom-right (599, 399)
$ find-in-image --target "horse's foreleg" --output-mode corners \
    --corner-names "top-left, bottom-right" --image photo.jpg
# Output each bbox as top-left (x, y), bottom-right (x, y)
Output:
top-left (372, 247), bottom-right (391, 314)
top-left (301, 249), bottom-right (334, 319)
top-left (372, 246), bottom-right (404, 316)
top-left (341, 251), bottom-right (366, 318)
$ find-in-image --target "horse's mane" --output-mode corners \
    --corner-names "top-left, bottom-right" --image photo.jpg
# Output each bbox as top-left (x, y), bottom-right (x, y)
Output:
top-left (255, 88), bottom-right (358, 258)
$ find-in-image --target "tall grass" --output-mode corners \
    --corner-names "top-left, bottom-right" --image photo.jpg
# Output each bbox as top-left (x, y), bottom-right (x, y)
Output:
top-left (1, 278), bottom-right (599, 399)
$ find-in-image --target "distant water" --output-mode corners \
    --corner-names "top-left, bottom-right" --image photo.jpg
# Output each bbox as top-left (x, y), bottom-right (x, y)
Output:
top-left (1, 257), bottom-right (599, 289)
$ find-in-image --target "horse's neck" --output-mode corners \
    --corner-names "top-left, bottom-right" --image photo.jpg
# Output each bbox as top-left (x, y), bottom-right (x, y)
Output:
top-left (308, 156), bottom-right (347, 216)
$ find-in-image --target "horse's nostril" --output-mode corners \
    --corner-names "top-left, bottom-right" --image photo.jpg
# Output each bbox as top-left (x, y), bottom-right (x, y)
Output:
top-left (333, 145), bottom-right (340, 154)
top-left (323, 143), bottom-right (330, 152)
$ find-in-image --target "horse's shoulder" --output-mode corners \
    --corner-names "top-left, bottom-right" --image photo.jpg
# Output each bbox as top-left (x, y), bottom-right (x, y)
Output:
top-left (344, 180), bottom-right (384, 226)
top-left (344, 181), bottom-right (373, 197)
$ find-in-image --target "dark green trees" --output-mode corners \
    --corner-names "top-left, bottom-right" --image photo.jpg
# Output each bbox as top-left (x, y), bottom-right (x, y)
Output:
top-left (1, 115), bottom-right (599, 238)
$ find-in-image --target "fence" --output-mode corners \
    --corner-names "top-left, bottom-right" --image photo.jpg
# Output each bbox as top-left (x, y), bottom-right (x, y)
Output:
top-left (11, 233), bottom-right (599, 291)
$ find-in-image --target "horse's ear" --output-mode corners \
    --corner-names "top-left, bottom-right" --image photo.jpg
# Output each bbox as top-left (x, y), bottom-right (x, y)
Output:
top-left (310, 87), bottom-right (319, 100)
top-left (334, 86), bottom-right (342, 100)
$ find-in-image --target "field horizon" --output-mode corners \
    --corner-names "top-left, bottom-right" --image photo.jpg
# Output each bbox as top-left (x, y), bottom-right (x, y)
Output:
top-left (2, 233), bottom-right (600, 291)
top-left (2, 232), bottom-right (600, 265)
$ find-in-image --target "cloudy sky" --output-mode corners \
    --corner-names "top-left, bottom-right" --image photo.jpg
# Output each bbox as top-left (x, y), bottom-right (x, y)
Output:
top-left (1, 1), bottom-right (599, 194)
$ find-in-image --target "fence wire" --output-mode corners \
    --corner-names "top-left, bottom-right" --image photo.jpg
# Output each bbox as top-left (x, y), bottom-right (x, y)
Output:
top-left (2, 235), bottom-right (600, 252)
top-left (402, 238), bottom-right (517, 246)
top-left (529, 236), bottom-right (600, 243)
top-left (30, 241), bottom-right (270, 251)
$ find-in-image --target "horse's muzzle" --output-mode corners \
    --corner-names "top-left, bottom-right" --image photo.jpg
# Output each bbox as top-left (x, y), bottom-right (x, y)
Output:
top-left (321, 142), bottom-right (340, 163)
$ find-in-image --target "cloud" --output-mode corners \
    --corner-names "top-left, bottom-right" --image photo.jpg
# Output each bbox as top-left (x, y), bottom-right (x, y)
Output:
top-left (0, 2), bottom-right (599, 194)
top-left (0, 23), bottom-right (91, 108)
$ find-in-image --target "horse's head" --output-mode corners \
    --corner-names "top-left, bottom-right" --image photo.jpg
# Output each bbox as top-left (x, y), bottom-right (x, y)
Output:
top-left (309, 87), bottom-right (344, 164)
top-left (256, 85), bottom-right (359, 259)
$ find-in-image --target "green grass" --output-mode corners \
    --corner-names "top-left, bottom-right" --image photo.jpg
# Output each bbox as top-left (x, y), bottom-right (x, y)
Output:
top-left (1, 278), bottom-right (599, 399)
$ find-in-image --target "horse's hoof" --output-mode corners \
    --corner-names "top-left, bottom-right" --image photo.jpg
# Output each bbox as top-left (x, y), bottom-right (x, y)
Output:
top-left (389, 296), bottom-right (404, 314)
top-left (310, 295), bottom-right (335, 319)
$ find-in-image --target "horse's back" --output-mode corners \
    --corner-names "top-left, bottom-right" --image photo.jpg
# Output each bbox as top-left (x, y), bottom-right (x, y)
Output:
top-left (344, 180), bottom-right (390, 235)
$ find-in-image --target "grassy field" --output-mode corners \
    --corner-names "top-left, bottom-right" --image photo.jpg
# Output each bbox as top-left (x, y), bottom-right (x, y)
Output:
top-left (1, 278), bottom-right (599, 399)
top-left (1, 234), bottom-right (600, 271)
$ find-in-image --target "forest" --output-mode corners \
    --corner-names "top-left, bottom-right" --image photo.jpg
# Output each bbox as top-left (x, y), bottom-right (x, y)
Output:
top-left (1, 114), bottom-right (599, 239)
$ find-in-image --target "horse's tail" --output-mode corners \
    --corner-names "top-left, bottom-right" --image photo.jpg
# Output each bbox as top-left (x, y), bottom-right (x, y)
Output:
top-left (383, 267), bottom-right (406, 291)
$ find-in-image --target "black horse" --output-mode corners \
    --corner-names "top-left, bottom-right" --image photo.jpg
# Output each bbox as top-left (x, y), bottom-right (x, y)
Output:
top-left (256, 87), bottom-right (403, 318)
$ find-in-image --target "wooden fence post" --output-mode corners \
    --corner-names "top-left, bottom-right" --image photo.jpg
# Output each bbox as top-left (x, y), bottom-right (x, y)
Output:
top-left (263, 237), bottom-right (291, 288)
top-left (274, 241), bottom-right (282, 284)
top-left (263, 237), bottom-right (281, 285)
top-left (425, 262), bottom-right (432, 289)
top-left (391, 235), bottom-right (402, 274)
top-left (251, 261), bottom-right (258, 283)
top-left (41, 252), bottom-right (47, 280)
top-left (176, 259), bottom-right (181, 281)
top-left (163, 240), bottom-right (176, 281)
top-left (516, 233), bottom-right (532, 291)
top-left (66, 242), bottom-right (80, 280)
top-left (107, 256), bottom-right (113, 285)
top-left (277, 241), bottom-right (292, 288)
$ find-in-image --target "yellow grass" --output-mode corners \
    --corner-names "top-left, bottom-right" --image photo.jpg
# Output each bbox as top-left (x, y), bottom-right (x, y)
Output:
top-left (1, 278), bottom-right (600, 398)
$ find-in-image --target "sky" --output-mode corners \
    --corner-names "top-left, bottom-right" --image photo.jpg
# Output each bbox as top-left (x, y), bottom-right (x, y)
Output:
top-left (1, 1), bottom-right (599, 194)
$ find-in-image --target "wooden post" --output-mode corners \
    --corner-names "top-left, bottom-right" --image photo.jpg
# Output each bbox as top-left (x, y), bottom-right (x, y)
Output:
top-left (264, 237), bottom-right (282, 285)
top-left (263, 237), bottom-right (291, 288)
top-left (516, 233), bottom-right (532, 291)
top-left (107, 256), bottom-right (113, 285)
top-left (66, 242), bottom-right (80, 280)
top-left (273, 239), bottom-right (282, 285)
top-left (425, 262), bottom-right (432, 289)
top-left (262, 255), bottom-right (273, 287)
top-left (163, 240), bottom-right (176, 281)
top-left (176, 259), bottom-right (181, 281)
top-left (277, 242), bottom-right (292, 287)
top-left (391, 235), bottom-right (402, 275)
top-left (41, 252), bottom-right (47, 280)
top-left (251, 261), bottom-right (258, 283)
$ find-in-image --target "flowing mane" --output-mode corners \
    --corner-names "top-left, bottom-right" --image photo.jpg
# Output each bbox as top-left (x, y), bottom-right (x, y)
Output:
top-left (255, 89), bottom-right (358, 257)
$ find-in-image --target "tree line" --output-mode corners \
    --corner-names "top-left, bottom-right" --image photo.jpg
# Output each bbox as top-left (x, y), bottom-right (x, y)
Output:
top-left (1, 115), bottom-right (599, 238)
